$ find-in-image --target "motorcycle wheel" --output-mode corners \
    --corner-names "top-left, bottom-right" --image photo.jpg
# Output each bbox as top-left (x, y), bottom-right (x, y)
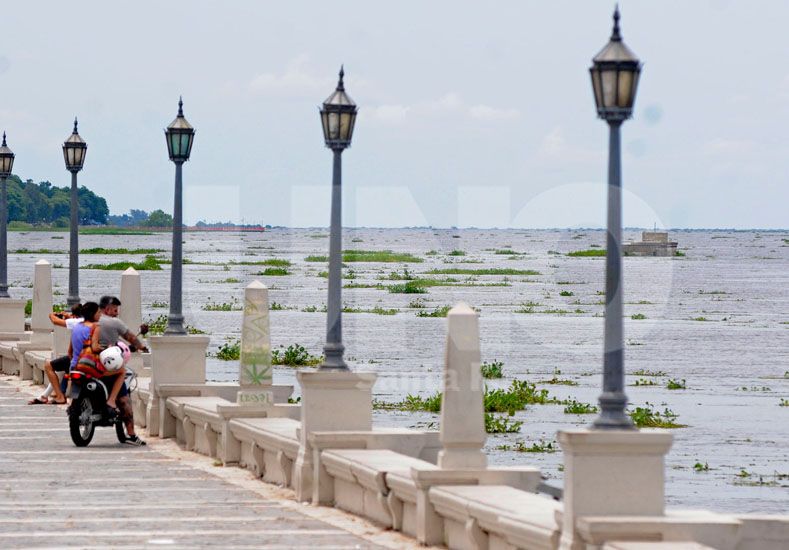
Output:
top-left (115, 420), bottom-right (127, 443)
top-left (68, 397), bottom-right (95, 447)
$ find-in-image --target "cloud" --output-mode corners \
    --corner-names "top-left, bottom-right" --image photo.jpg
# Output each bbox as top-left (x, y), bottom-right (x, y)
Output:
top-left (702, 138), bottom-right (756, 156)
top-left (247, 54), bottom-right (333, 98)
top-left (537, 126), bottom-right (604, 163)
top-left (368, 92), bottom-right (519, 125)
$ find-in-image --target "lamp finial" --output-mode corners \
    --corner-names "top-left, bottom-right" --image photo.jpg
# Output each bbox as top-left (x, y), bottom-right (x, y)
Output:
top-left (73, 117), bottom-right (79, 134)
top-left (178, 96), bottom-right (184, 117)
top-left (611, 5), bottom-right (622, 41)
top-left (337, 65), bottom-right (345, 91)
top-left (2, 132), bottom-right (6, 147)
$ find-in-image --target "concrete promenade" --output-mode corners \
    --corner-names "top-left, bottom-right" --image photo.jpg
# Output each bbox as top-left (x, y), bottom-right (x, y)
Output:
top-left (0, 377), bottom-right (410, 549)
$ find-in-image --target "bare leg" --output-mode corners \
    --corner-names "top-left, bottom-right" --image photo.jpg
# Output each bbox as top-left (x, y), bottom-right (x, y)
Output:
top-left (117, 395), bottom-right (136, 437)
top-left (106, 368), bottom-right (125, 410)
top-left (44, 361), bottom-right (66, 404)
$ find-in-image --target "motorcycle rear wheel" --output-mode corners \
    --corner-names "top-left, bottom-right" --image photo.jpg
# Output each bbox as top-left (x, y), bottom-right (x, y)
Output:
top-left (69, 397), bottom-right (95, 447)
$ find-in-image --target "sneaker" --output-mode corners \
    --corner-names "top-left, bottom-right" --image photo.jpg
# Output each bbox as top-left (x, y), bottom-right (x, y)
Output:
top-left (124, 435), bottom-right (146, 446)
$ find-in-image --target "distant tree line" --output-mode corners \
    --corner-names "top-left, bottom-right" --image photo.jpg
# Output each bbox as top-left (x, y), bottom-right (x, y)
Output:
top-left (4, 175), bottom-right (108, 226)
top-left (108, 209), bottom-right (173, 227)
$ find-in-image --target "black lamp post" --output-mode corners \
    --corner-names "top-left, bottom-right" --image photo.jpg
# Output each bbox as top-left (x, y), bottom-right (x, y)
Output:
top-left (63, 119), bottom-right (87, 307)
top-left (164, 97), bottom-right (195, 335)
top-left (0, 133), bottom-right (15, 299)
top-left (319, 66), bottom-right (357, 371)
top-left (590, 7), bottom-right (641, 429)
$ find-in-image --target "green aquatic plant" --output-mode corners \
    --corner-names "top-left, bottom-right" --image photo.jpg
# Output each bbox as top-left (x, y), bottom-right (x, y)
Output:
top-left (202, 298), bottom-right (242, 311)
top-left (342, 250), bottom-right (423, 263)
top-left (631, 369), bottom-right (667, 377)
top-left (484, 413), bottom-right (523, 434)
top-left (780, 398), bottom-right (789, 407)
top-left (83, 255), bottom-right (162, 271)
top-left (631, 313), bottom-right (647, 320)
top-left (269, 302), bottom-right (285, 311)
top-left (559, 290), bottom-right (574, 297)
top-left (150, 300), bottom-right (168, 309)
top-left (415, 305), bottom-right (452, 318)
top-left (480, 360), bottom-right (504, 379)
top-left (539, 377), bottom-right (579, 386)
top-left (389, 281), bottom-right (428, 294)
top-left (80, 247), bottom-right (163, 255)
top-left (629, 403), bottom-right (685, 428)
top-left (692, 316), bottom-right (709, 322)
top-left (427, 268), bottom-right (540, 276)
top-left (146, 314), bottom-right (205, 335)
top-left (632, 378), bottom-right (657, 387)
top-left (498, 440), bottom-right (557, 453)
top-left (407, 298), bottom-right (427, 309)
top-left (258, 267), bottom-right (290, 276)
top-left (271, 344), bottom-right (322, 367)
top-left (447, 250), bottom-right (466, 256)
top-left (667, 378), bottom-right (687, 390)
top-left (215, 338), bottom-right (241, 361)
top-left (563, 400), bottom-right (598, 414)
top-left (693, 461), bottom-right (710, 472)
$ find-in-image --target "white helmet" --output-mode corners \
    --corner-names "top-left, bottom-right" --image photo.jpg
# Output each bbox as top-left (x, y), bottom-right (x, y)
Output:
top-left (100, 346), bottom-right (124, 372)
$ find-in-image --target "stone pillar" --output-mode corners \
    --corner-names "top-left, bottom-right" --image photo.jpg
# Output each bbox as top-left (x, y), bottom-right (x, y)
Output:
top-left (438, 302), bottom-right (486, 469)
top-left (557, 429), bottom-right (673, 550)
top-left (146, 334), bottom-right (210, 437)
top-left (0, 298), bottom-right (26, 334)
top-left (237, 280), bottom-right (273, 405)
top-left (293, 370), bottom-right (377, 501)
top-left (119, 267), bottom-right (147, 375)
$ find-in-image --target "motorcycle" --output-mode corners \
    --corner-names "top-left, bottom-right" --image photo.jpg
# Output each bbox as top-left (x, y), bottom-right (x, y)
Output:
top-left (66, 369), bottom-right (136, 447)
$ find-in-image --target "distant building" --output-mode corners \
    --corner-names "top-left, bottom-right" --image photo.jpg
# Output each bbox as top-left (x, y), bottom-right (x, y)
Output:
top-left (622, 231), bottom-right (678, 257)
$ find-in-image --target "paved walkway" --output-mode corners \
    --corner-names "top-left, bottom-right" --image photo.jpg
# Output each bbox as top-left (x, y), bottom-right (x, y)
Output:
top-left (0, 379), bottom-right (389, 549)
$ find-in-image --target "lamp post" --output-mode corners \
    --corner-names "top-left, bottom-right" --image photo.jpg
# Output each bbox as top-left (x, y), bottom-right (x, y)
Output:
top-left (318, 67), bottom-right (357, 371)
top-left (0, 133), bottom-right (15, 299)
top-left (164, 97), bottom-right (195, 335)
top-left (63, 119), bottom-right (87, 307)
top-left (589, 7), bottom-right (641, 429)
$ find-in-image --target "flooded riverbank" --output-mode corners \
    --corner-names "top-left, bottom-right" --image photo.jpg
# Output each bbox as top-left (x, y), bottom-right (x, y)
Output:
top-left (7, 227), bottom-right (788, 513)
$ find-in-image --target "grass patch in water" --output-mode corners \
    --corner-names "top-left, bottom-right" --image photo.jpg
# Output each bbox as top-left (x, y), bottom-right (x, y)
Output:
top-left (497, 439), bottom-right (557, 453)
top-left (484, 413), bottom-right (523, 434)
top-left (80, 247), bottom-right (163, 255)
top-left (666, 378), bottom-right (687, 390)
top-left (447, 250), bottom-right (466, 256)
top-left (568, 249), bottom-right (607, 257)
top-left (631, 378), bottom-right (657, 386)
top-left (632, 369), bottom-right (667, 377)
top-left (84, 255), bottom-right (162, 271)
top-left (427, 268), bottom-right (540, 276)
top-left (214, 338), bottom-right (240, 361)
top-left (146, 314), bottom-right (205, 335)
top-left (631, 313), bottom-right (647, 320)
top-left (559, 290), bottom-right (574, 297)
top-left (342, 250), bottom-right (423, 263)
top-left (257, 267), bottom-right (290, 276)
top-left (13, 248), bottom-right (64, 254)
top-left (539, 377), bottom-right (578, 386)
top-left (202, 298), bottom-right (242, 311)
top-left (150, 300), bottom-right (168, 309)
top-left (415, 305), bottom-right (452, 318)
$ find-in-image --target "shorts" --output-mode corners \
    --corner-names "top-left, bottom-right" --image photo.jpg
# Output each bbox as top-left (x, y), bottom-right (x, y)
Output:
top-left (50, 356), bottom-right (70, 373)
top-left (119, 382), bottom-right (129, 398)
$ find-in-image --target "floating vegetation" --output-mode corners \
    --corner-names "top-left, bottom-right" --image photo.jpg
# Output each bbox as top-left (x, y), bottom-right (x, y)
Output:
top-left (381, 268), bottom-right (415, 280)
top-left (202, 298), bottom-right (242, 312)
top-left (480, 360), bottom-right (504, 379)
top-left (737, 386), bottom-right (771, 392)
top-left (692, 316), bottom-right (709, 322)
top-left (342, 305), bottom-right (398, 315)
top-left (270, 302), bottom-right (285, 311)
top-left (80, 247), bottom-right (163, 255)
top-left (416, 305), bottom-right (452, 318)
top-left (425, 250), bottom-right (439, 256)
top-left (271, 344), bottom-right (322, 367)
top-left (494, 249), bottom-right (526, 255)
top-left (498, 440), bottom-right (557, 453)
top-left (779, 398), bottom-right (788, 407)
top-left (407, 298), bottom-right (427, 309)
top-left (344, 283), bottom-right (385, 289)
top-left (485, 413), bottom-right (523, 434)
top-left (563, 400), bottom-right (598, 414)
top-left (447, 250), bottom-right (466, 256)
top-left (427, 268), bottom-right (540, 276)
top-left (539, 377), bottom-right (578, 386)
top-left (629, 403), bottom-right (685, 428)
top-left (559, 290), bottom-right (574, 297)
top-left (214, 338), bottom-right (240, 361)
top-left (146, 314), bottom-right (205, 335)
top-left (698, 290), bottom-right (727, 295)
top-left (13, 248), bottom-right (65, 254)
top-left (542, 309), bottom-right (570, 315)
top-left (631, 313), bottom-right (647, 320)
top-left (150, 301), bottom-right (168, 309)
top-left (732, 471), bottom-right (788, 488)
top-left (301, 305), bottom-right (327, 313)
top-left (305, 255), bottom-right (328, 262)
top-left (667, 379), bottom-right (687, 390)
top-left (258, 267), bottom-right (290, 276)
top-left (342, 250), bottom-right (423, 263)
top-left (632, 369), bottom-right (667, 377)
top-left (675, 250), bottom-right (686, 257)
top-left (567, 249), bottom-right (606, 257)
top-left (632, 378), bottom-right (657, 387)
top-left (389, 281), bottom-right (428, 294)
top-left (84, 255), bottom-right (162, 271)
top-left (693, 461), bottom-right (710, 472)
top-left (557, 281), bottom-right (586, 285)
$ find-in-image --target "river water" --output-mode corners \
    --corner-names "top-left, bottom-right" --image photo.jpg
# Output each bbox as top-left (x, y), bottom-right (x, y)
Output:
top-left (7, 228), bottom-right (788, 514)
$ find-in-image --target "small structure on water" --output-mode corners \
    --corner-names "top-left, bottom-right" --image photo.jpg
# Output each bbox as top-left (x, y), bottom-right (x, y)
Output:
top-left (623, 231), bottom-right (678, 257)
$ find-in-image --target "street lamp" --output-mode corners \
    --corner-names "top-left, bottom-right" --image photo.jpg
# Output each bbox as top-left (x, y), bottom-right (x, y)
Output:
top-left (0, 133), bottom-right (15, 299)
top-left (164, 97), bottom-right (195, 335)
top-left (63, 118), bottom-right (87, 307)
top-left (590, 6), bottom-right (641, 429)
top-left (319, 66), bottom-right (357, 371)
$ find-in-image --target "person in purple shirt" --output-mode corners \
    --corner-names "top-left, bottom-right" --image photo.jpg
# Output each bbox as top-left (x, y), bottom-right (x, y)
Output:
top-left (69, 301), bottom-right (125, 411)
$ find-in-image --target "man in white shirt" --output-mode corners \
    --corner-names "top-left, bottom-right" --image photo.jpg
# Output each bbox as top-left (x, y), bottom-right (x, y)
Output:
top-left (28, 307), bottom-right (83, 405)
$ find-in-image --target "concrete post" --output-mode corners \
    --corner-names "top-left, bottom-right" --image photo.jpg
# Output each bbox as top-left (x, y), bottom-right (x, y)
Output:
top-left (237, 280), bottom-right (273, 405)
top-left (30, 260), bottom-right (53, 346)
top-left (120, 267), bottom-right (146, 374)
top-left (438, 302), bottom-right (486, 469)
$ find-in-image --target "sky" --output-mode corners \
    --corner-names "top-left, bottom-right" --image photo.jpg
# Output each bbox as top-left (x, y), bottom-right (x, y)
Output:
top-left (1, 0), bottom-right (788, 229)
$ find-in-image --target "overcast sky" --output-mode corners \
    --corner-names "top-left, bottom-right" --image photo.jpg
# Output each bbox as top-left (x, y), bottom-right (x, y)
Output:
top-left (2, 1), bottom-right (787, 229)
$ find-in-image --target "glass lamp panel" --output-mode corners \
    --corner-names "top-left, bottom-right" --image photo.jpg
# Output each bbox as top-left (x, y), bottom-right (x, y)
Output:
top-left (339, 112), bottom-right (352, 141)
top-left (591, 69), bottom-right (604, 109)
top-left (180, 133), bottom-right (191, 158)
top-left (1, 156), bottom-right (12, 175)
top-left (321, 112), bottom-right (330, 141)
top-left (66, 147), bottom-right (76, 168)
top-left (169, 132), bottom-right (182, 157)
top-left (327, 112), bottom-right (340, 140)
top-left (600, 68), bottom-right (617, 108)
top-left (616, 69), bottom-right (634, 108)
top-left (348, 113), bottom-right (357, 142)
top-left (76, 147), bottom-right (86, 168)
